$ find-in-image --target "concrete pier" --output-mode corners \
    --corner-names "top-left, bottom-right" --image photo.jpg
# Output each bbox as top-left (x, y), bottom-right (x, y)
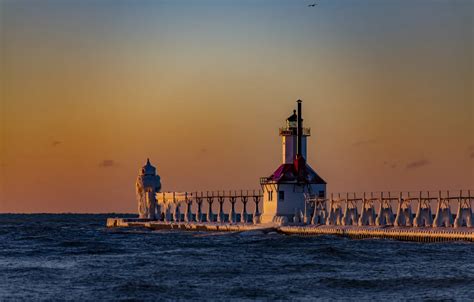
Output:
top-left (113, 189), bottom-right (474, 243)
top-left (278, 225), bottom-right (474, 243)
top-left (106, 218), bottom-right (474, 242)
top-left (106, 218), bottom-right (274, 233)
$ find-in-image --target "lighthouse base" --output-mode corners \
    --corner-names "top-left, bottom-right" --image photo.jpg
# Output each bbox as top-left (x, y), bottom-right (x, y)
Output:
top-left (260, 183), bottom-right (326, 225)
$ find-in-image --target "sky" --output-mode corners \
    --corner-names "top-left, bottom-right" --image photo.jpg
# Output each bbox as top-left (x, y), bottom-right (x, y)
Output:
top-left (0, 0), bottom-right (473, 213)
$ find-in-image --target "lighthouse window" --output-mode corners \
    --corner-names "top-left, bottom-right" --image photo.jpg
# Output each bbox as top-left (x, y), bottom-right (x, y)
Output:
top-left (279, 191), bottom-right (285, 201)
top-left (268, 190), bottom-right (273, 201)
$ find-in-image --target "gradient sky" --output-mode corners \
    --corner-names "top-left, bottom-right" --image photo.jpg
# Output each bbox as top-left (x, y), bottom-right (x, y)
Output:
top-left (1, 0), bottom-right (473, 213)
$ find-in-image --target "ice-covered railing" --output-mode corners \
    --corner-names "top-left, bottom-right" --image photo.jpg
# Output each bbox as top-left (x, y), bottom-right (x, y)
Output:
top-left (156, 190), bottom-right (263, 224)
top-left (148, 189), bottom-right (473, 228)
top-left (304, 190), bottom-right (473, 228)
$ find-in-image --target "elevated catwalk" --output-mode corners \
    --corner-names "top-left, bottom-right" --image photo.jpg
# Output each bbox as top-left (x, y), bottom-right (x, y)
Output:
top-left (109, 189), bottom-right (474, 242)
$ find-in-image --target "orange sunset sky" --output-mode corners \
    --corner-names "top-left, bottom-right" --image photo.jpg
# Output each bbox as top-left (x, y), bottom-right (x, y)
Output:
top-left (1, 0), bottom-right (473, 213)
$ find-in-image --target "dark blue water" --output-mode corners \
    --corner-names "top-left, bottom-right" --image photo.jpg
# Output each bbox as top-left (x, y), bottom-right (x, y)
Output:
top-left (1, 214), bottom-right (474, 301)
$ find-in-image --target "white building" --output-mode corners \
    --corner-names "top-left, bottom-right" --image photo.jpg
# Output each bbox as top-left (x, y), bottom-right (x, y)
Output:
top-left (260, 100), bottom-right (326, 224)
top-left (136, 159), bottom-right (161, 219)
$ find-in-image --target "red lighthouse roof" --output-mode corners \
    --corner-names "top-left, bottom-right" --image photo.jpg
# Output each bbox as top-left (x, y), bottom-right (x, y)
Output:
top-left (263, 162), bottom-right (326, 184)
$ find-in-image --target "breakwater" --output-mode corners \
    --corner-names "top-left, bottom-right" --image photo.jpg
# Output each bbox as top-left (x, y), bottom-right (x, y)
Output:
top-left (278, 225), bottom-right (474, 242)
top-left (108, 190), bottom-right (474, 242)
top-left (107, 218), bottom-right (273, 233)
top-left (106, 219), bottom-right (474, 243)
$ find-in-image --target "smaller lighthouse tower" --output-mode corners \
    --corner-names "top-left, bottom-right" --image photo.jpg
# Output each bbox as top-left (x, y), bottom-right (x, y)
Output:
top-left (260, 100), bottom-right (326, 224)
top-left (136, 159), bottom-right (162, 219)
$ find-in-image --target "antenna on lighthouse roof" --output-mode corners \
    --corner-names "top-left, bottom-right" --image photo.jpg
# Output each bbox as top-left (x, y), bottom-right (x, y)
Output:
top-left (297, 100), bottom-right (302, 157)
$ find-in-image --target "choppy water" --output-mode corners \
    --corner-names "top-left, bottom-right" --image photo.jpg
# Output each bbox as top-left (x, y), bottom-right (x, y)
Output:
top-left (1, 214), bottom-right (474, 301)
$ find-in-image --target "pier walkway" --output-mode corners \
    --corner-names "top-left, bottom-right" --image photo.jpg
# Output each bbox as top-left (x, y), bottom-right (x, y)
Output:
top-left (106, 218), bottom-right (474, 243)
top-left (108, 190), bottom-right (474, 242)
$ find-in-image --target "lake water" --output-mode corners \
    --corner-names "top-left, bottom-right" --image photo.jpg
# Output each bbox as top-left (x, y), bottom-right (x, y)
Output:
top-left (1, 214), bottom-right (474, 301)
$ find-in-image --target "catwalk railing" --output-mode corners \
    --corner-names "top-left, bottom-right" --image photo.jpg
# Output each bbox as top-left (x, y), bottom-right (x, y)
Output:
top-left (154, 190), bottom-right (473, 228)
top-left (156, 190), bottom-right (263, 224)
top-left (306, 190), bottom-right (473, 228)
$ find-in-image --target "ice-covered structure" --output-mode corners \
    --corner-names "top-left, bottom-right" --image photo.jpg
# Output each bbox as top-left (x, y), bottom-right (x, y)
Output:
top-left (359, 195), bottom-right (376, 226)
top-left (454, 192), bottom-right (473, 228)
top-left (327, 198), bottom-right (344, 225)
top-left (414, 195), bottom-right (433, 227)
top-left (136, 159), bottom-right (161, 219)
top-left (375, 193), bottom-right (394, 226)
top-left (394, 195), bottom-right (413, 227)
top-left (433, 192), bottom-right (453, 227)
top-left (342, 198), bottom-right (358, 226)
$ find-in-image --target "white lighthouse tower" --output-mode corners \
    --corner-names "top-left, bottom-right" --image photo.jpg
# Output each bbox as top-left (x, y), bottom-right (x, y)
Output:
top-left (260, 100), bottom-right (326, 224)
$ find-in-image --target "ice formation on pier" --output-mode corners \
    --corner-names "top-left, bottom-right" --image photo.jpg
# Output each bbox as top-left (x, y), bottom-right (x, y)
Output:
top-left (136, 159), bottom-right (161, 219)
top-left (433, 192), bottom-right (453, 227)
top-left (454, 195), bottom-right (473, 228)
top-left (376, 193), bottom-right (394, 226)
top-left (311, 197), bottom-right (327, 224)
top-left (327, 198), bottom-right (344, 225)
top-left (394, 195), bottom-right (413, 227)
top-left (359, 196), bottom-right (376, 226)
top-left (414, 196), bottom-right (433, 227)
top-left (342, 198), bottom-right (358, 226)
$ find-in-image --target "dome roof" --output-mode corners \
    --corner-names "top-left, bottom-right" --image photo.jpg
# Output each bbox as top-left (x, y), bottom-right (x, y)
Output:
top-left (287, 110), bottom-right (297, 122)
top-left (140, 158), bottom-right (156, 175)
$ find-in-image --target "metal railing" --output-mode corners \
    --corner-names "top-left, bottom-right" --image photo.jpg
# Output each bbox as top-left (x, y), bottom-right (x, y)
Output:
top-left (279, 127), bottom-right (310, 136)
